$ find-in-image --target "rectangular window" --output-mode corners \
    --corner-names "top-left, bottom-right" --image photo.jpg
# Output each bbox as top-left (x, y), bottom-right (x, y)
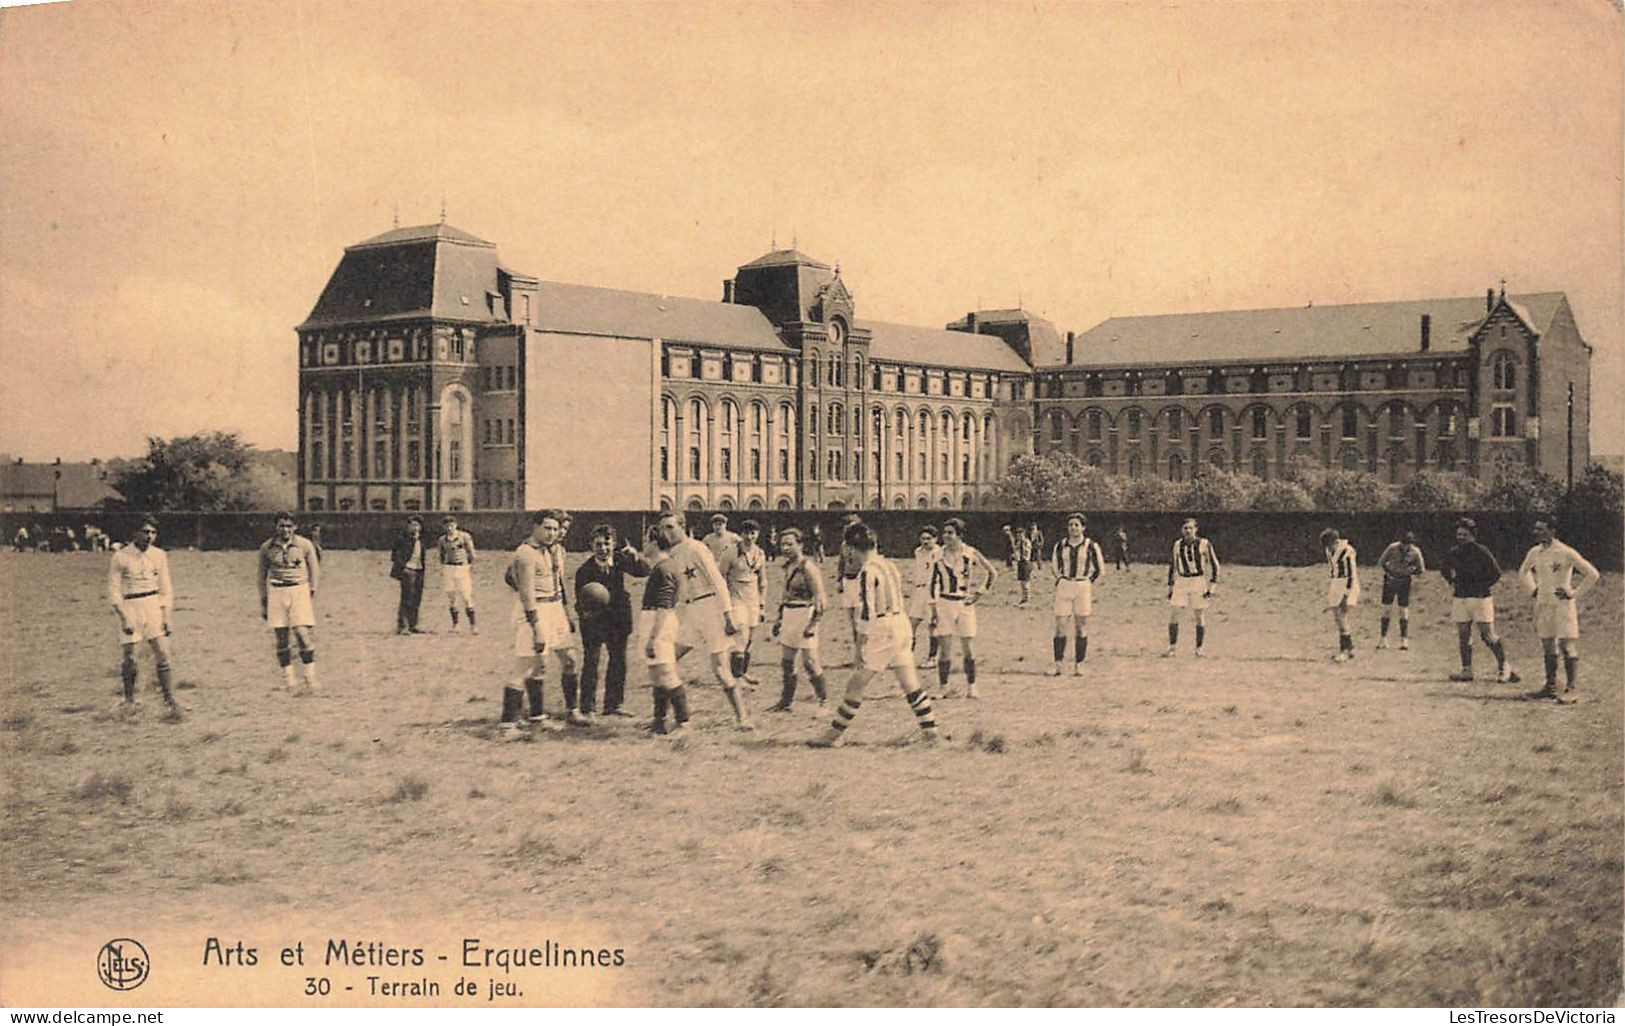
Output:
top-left (1296, 408), bottom-right (1312, 440)
top-left (374, 441), bottom-right (387, 477)
top-left (450, 440), bottom-right (462, 478)
top-left (750, 449), bottom-right (761, 480)
top-left (507, 419), bottom-right (515, 444)
top-left (341, 442), bottom-right (353, 478)
top-left (721, 448), bottom-right (732, 481)
top-left (407, 441), bottom-right (421, 478)
top-left (1491, 404), bottom-right (1516, 438)
top-left (1341, 407), bottom-right (1358, 439)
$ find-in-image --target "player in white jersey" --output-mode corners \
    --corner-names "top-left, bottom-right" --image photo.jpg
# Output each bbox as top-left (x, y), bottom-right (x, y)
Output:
top-left (703, 513), bottom-right (741, 566)
top-left (1320, 528), bottom-right (1360, 662)
top-left (930, 517), bottom-right (998, 699)
top-left (257, 512), bottom-right (321, 692)
top-left (437, 514), bottom-right (478, 634)
top-left (106, 516), bottom-right (181, 719)
top-left (810, 523), bottom-right (940, 747)
top-left (657, 511), bottom-right (753, 729)
top-left (497, 510), bottom-right (577, 733)
top-left (908, 527), bottom-right (943, 668)
top-left (1518, 519), bottom-right (1601, 701)
top-left (1050, 512), bottom-right (1103, 677)
top-left (1165, 517), bottom-right (1220, 656)
top-left (721, 519), bottom-right (768, 685)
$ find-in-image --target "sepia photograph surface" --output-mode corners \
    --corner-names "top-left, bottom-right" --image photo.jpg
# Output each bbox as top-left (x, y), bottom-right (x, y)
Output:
top-left (1, 0), bottom-right (1621, 1009)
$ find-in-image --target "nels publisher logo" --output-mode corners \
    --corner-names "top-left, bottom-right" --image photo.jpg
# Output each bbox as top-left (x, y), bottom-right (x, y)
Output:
top-left (97, 938), bottom-right (150, 991)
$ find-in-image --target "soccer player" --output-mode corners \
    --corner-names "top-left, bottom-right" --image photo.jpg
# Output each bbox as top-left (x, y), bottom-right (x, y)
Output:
top-left (836, 513), bottom-right (866, 655)
top-left (721, 518), bottom-right (768, 686)
top-left (1050, 513), bottom-right (1103, 677)
top-left (703, 512), bottom-right (739, 565)
top-left (437, 514), bottom-right (478, 634)
top-left (107, 517), bottom-right (181, 719)
top-left (547, 510), bottom-right (585, 718)
top-left (640, 527), bottom-right (690, 737)
top-left (1013, 526), bottom-right (1035, 605)
top-left (1320, 527), bottom-right (1360, 662)
top-left (768, 526), bottom-right (829, 712)
top-left (931, 517), bottom-right (997, 698)
top-left (257, 512), bottom-right (322, 692)
top-left (1518, 519), bottom-right (1600, 701)
top-left (1165, 517), bottom-right (1220, 657)
top-left (908, 526), bottom-right (942, 668)
top-left (1441, 518), bottom-right (1518, 684)
top-left (657, 511), bottom-right (753, 729)
top-left (1375, 530), bottom-right (1425, 650)
top-left (498, 510), bottom-right (577, 734)
top-left (811, 522), bottom-right (940, 747)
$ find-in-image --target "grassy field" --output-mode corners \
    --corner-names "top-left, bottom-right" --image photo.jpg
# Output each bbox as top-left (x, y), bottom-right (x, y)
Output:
top-left (1, 547), bottom-right (1619, 1006)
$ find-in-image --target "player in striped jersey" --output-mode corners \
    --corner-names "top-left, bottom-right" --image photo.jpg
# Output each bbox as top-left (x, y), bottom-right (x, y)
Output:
top-left (1320, 528), bottom-right (1361, 662)
top-left (1050, 513), bottom-right (1103, 677)
top-left (657, 511), bottom-right (754, 729)
top-left (768, 527), bottom-right (829, 712)
top-left (930, 517), bottom-right (998, 698)
top-left (835, 513), bottom-right (866, 654)
top-left (1013, 527), bottom-right (1035, 606)
top-left (1518, 519), bottom-right (1601, 701)
top-left (437, 514), bottom-right (478, 634)
top-left (908, 527), bottom-right (942, 668)
top-left (1165, 518), bottom-right (1220, 657)
top-left (810, 522), bottom-right (939, 747)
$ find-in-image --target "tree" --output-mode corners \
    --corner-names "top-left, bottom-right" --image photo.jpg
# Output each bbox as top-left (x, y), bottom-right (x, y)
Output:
top-left (1119, 475), bottom-right (1182, 511)
top-left (111, 432), bottom-right (283, 511)
top-left (1560, 464), bottom-right (1623, 520)
top-left (1249, 478), bottom-right (1315, 512)
top-left (992, 452), bottom-right (1123, 510)
top-left (1311, 470), bottom-right (1394, 511)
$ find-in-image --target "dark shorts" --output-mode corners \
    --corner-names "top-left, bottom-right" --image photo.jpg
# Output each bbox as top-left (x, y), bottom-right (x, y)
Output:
top-left (1016, 560), bottom-right (1033, 582)
top-left (1380, 576), bottom-right (1412, 607)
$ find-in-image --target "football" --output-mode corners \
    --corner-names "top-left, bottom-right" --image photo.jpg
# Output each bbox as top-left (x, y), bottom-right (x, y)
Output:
top-left (580, 582), bottom-right (612, 609)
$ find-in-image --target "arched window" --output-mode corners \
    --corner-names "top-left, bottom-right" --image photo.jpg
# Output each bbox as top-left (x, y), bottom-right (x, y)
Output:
top-left (918, 410), bottom-right (931, 477)
top-left (829, 402), bottom-right (843, 436)
top-left (748, 401), bottom-right (765, 481)
top-left (1251, 407), bottom-right (1268, 440)
top-left (776, 403), bottom-right (794, 480)
top-left (827, 354), bottom-right (841, 388)
top-left (808, 350), bottom-right (821, 387)
top-left (447, 391), bottom-right (466, 478)
top-left (853, 405), bottom-right (863, 441)
top-left (719, 400), bottom-right (738, 481)
top-left (1491, 351), bottom-right (1516, 390)
top-left (852, 355), bottom-right (863, 389)
top-left (1167, 408), bottom-right (1184, 436)
top-left (1048, 410), bottom-right (1065, 446)
top-left (1208, 407), bottom-right (1224, 437)
top-left (1127, 409), bottom-right (1142, 440)
top-left (1088, 410), bottom-right (1103, 441)
top-left (687, 398), bottom-right (708, 481)
top-left (1296, 406), bottom-right (1313, 440)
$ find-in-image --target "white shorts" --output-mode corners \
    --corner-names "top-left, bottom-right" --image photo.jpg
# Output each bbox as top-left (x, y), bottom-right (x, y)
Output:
top-left (1533, 599), bottom-right (1580, 640)
top-left (642, 610), bottom-right (679, 665)
top-left (512, 599), bottom-right (574, 656)
top-left (839, 577), bottom-right (862, 610)
top-left (1451, 597), bottom-right (1495, 624)
top-left (1325, 579), bottom-right (1360, 608)
top-left (441, 564), bottom-right (474, 604)
top-left (266, 584), bottom-right (315, 628)
top-left (907, 587), bottom-right (934, 621)
top-left (680, 594), bottom-right (735, 654)
top-left (1170, 577), bottom-right (1210, 609)
top-left (777, 605), bottom-right (821, 653)
top-left (117, 594), bottom-right (167, 643)
top-left (859, 615), bottom-right (912, 671)
top-left (932, 598), bottom-right (978, 638)
top-left (1055, 579), bottom-right (1093, 618)
top-left (731, 593), bottom-right (761, 631)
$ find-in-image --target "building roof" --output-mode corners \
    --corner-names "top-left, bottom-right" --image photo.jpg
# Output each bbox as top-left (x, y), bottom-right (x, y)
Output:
top-left (0, 461), bottom-right (123, 510)
top-left (299, 224), bottom-right (502, 330)
top-left (1053, 292), bottom-right (1568, 369)
top-left (349, 223), bottom-right (495, 250)
top-left (532, 280), bottom-right (792, 351)
top-left (862, 320), bottom-right (1032, 373)
top-left (737, 248), bottom-right (831, 270)
top-left (945, 308), bottom-right (1068, 366)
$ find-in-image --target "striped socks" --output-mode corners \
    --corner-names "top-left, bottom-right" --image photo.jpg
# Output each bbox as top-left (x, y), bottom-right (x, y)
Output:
top-left (831, 697), bottom-right (862, 736)
top-left (905, 689), bottom-right (936, 733)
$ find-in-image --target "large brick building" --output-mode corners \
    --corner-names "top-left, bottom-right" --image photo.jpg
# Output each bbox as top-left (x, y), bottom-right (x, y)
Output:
top-left (295, 224), bottom-right (1591, 512)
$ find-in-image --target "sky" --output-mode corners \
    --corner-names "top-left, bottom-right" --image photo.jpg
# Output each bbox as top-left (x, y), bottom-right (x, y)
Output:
top-left (0, 0), bottom-right (1619, 461)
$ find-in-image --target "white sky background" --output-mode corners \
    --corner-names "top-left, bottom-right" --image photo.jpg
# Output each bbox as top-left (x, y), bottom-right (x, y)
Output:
top-left (0, 0), bottom-right (1619, 461)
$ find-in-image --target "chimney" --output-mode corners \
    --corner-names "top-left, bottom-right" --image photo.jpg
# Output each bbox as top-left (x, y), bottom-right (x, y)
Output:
top-left (966, 312), bottom-right (978, 334)
top-left (52, 457), bottom-right (61, 466)
top-left (722, 279), bottom-right (735, 303)
top-left (1065, 331), bottom-right (1076, 364)
top-left (1486, 288), bottom-right (1494, 312)
top-left (1420, 314), bottom-right (1431, 351)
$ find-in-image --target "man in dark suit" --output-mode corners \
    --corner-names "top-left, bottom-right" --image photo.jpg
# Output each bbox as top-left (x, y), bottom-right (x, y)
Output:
top-left (390, 514), bottom-right (428, 634)
top-left (572, 523), bottom-right (650, 717)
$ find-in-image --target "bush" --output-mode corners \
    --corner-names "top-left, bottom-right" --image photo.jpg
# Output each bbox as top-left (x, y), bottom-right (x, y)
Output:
top-left (993, 453), bottom-right (1122, 510)
top-left (1560, 464), bottom-right (1623, 520)
top-left (1395, 471), bottom-right (1484, 511)
top-left (1249, 479), bottom-right (1315, 512)
top-left (1278, 454), bottom-right (1328, 492)
top-left (1181, 469), bottom-right (1260, 511)
top-left (1118, 476), bottom-right (1183, 511)
top-left (1479, 464), bottom-right (1563, 514)
top-left (1312, 471), bottom-right (1395, 511)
